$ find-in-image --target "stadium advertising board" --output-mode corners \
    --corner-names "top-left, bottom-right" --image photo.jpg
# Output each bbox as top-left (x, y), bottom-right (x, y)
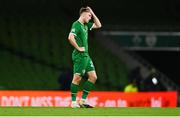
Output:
top-left (0, 91), bottom-right (177, 107)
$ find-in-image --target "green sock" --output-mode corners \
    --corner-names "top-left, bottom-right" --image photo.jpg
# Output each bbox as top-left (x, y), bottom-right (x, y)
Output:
top-left (82, 80), bottom-right (94, 100)
top-left (70, 83), bottom-right (79, 101)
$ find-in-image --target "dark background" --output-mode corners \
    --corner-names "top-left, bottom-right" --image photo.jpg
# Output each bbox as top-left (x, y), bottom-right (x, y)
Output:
top-left (0, 0), bottom-right (179, 90)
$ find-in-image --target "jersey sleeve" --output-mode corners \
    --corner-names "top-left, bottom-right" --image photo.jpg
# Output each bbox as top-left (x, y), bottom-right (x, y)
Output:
top-left (87, 22), bottom-right (94, 31)
top-left (69, 23), bottom-right (79, 37)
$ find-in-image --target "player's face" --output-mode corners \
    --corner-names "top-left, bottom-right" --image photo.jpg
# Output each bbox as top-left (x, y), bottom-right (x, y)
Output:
top-left (83, 12), bottom-right (92, 23)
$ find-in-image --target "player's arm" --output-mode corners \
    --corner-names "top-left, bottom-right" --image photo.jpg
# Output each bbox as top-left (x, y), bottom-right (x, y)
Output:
top-left (68, 33), bottom-right (85, 52)
top-left (87, 6), bottom-right (102, 29)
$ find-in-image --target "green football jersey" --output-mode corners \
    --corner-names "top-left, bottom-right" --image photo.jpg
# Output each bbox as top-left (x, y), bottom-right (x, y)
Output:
top-left (70, 20), bottom-right (93, 56)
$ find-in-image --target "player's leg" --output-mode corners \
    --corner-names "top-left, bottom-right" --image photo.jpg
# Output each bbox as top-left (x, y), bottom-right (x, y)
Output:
top-left (70, 74), bottom-right (81, 108)
top-left (70, 56), bottom-right (88, 108)
top-left (80, 58), bottom-right (97, 108)
top-left (82, 71), bottom-right (97, 99)
top-left (87, 70), bottom-right (97, 83)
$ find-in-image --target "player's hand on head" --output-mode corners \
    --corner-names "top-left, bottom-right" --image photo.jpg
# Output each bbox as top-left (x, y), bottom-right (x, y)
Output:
top-left (78, 47), bottom-right (85, 52)
top-left (86, 6), bottom-right (93, 14)
top-left (86, 6), bottom-right (91, 10)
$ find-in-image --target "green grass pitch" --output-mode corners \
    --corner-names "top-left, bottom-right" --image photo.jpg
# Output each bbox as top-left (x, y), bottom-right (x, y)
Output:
top-left (0, 107), bottom-right (180, 116)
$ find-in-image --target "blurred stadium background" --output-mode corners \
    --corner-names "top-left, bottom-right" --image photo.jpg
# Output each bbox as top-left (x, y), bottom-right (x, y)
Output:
top-left (0, 0), bottom-right (179, 108)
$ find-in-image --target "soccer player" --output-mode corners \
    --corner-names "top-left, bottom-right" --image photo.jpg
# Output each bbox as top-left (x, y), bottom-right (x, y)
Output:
top-left (68, 6), bottom-right (102, 108)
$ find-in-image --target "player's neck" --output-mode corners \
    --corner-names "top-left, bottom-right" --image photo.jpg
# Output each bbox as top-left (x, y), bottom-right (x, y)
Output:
top-left (78, 17), bottom-right (85, 25)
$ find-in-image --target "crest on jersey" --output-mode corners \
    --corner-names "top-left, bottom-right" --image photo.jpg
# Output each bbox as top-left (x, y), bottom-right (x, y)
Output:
top-left (82, 70), bottom-right (85, 74)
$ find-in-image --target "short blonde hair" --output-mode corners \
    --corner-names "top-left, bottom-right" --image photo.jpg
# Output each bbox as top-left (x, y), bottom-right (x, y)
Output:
top-left (79, 7), bottom-right (90, 15)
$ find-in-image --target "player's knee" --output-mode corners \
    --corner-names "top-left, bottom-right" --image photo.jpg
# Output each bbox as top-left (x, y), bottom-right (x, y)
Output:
top-left (93, 75), bottom-right (97, 81)
top-left (72, 74), bottom-right (81, 85)
top-left (89, 75), bottom-right (97, 83)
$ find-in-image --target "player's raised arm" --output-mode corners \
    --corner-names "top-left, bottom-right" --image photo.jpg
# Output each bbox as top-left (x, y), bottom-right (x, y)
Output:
top-left (68, 33), bottom-right (85, 52)
top-left (87, 6), bottom-right (102, 29)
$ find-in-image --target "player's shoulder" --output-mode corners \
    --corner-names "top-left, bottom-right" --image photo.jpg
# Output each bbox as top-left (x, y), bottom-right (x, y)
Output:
top-left (72, 21), bottom-right (80, 27)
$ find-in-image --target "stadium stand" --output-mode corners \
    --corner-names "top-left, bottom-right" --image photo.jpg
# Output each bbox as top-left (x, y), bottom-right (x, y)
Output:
top-left (0, 0), bottom-right (179, 95)
top-left (0, 1), bottom-right (128, 90)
